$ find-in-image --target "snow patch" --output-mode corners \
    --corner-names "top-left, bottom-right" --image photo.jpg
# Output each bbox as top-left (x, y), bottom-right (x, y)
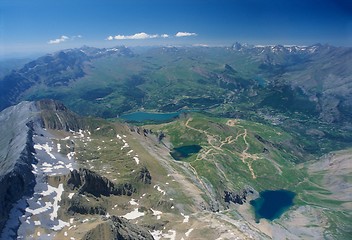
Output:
top-left (154, 185), bottom-right (166, 195)
top-left (181, 213), bottom-right (189, 223)
top-left (129, 199), bottom-right (139, 206)
top-left (151, 208), bottom-right (163, 220)
top-left (51, 219), bottom-right (69, 231)
top-left (67, 152), bottom-right (75, 160)
top-left (50, 183), bottom-right (64, 220)
top-left (162, 230), bottom-right (176, 240)
top-left (133, 156), bottom-right (140, 164)
top-left (122, 208), bottom-right (145, 220)
top-left (150, 230), bottom-right (176, 240)
top-left (26, 202), bottom-right (52, 215)
top-left (34, 143), bottom-right (56, 159)
top-left (121, 142), bottom-right (129, 150)
top-left (31, 164), bottom-right (38, 174)
top-left (185, 228), bottom-right (193, 237)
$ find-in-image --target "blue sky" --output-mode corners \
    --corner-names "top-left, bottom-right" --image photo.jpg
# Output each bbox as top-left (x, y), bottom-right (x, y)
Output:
top-left (0, 0), bottom-right (351, 57)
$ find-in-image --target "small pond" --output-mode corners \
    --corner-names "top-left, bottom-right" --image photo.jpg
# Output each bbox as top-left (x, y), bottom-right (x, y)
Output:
top-left (250, 189), bottom-right (295, 222)
top-left (170, 145), bottom-right (202, 160)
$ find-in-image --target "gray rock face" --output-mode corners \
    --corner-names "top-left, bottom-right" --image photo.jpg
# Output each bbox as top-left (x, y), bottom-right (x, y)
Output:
top-left (137, 167), bottom-right (152, 184)
top-left (67, 168), bottom-right (135, 197)
top-left (224, 188), bottom-right (254, 205)
top-left (35, 99), bottom-right (84, 131)
top-left (67, 194), bottom-right (107, 215)
top-left (0, 102), bottom-right (37, 234)
top-left (82, 216), bottom-right (154, 240)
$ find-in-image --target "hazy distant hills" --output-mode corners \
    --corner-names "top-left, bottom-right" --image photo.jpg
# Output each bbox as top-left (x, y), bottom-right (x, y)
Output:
top-left (0, 43), bottom-right (351, 124)
top-left (0, 46), bottom-right (133, 111)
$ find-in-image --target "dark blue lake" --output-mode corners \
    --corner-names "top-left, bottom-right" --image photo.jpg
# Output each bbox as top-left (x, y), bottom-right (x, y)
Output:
top-left (120, 111), bottom-right (179, 122)
top-left (170, 145), bottom-right (202, 160)
top-left (250, 189), bottom-right (295, 222)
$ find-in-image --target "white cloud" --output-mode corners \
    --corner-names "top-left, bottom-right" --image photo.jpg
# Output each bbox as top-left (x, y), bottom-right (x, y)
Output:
top-left (106, 32), bottom-right (171, 41)
top-left (48, 35), bottom-right (82, 44)
top-left (107, 32), bottom-right (159, 40)
top-left (193, 44), bottom-right (209, 47)
top-left (48, 35), bottom-right (69, 44)
top-left (175, 32), bottom-right (197, 37)
top-left (72, 35), bottom-right (82, 39)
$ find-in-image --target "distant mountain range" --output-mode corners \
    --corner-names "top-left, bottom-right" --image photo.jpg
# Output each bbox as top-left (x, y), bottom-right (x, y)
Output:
top-left (0, 43), bottom-right (351, 125)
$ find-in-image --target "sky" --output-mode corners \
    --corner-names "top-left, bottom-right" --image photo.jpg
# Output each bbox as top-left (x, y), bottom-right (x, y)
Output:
top-left (0, 0), bottom-right (351, 57)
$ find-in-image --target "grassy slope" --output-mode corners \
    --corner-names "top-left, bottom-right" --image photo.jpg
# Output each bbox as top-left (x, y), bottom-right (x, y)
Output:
top-left (146, 113), bottom-right (351, 239)
top-left (149, 113), bottom-right (305, 192)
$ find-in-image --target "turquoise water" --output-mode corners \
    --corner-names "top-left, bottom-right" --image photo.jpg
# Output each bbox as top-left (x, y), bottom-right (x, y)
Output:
top-left (170, 145), bottom-right (202, 160)
top-left (250, 189), bottom-right (295, 222)
top-left (120, 111), bottom-right (179, 122)
top-left (255, 76), bottom-right (266, 87)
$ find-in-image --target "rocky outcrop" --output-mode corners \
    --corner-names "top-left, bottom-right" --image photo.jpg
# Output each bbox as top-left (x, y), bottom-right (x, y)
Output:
top-left (82, 216), bottom-right (154, 240)
top-left (35, 99), bottom-right (84, 131)
top-left (67, 194), bottom-right (107, 215)
top-left (67, 168), bottom-right (135, 197)
top-left (224, 188), bottom-right (254, 205)
top-left (0, 102), bottom-right (37, 235)
top-left (136, 167), bottom-right (152, 184)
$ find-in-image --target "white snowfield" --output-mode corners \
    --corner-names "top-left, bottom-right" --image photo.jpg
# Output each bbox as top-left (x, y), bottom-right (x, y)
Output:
top-left (129, 199), bottom-right (139, 206)
top-left (14, 128), bottom-right (84, 238)
top-left (34, 143), bottom-right (56, 159)
top-left (122, 208), bottom-right (145, 220)
top-left (150, 229), bottom-right (177, 240)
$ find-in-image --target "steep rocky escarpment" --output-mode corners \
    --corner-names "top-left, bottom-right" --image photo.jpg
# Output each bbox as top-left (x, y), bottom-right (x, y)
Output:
top-left (67, 168), bottom-right (136, 197)
top-left (64, 168), bottom-right (140, 218)
top-left (0, 102), bottom-right (37, 235)
top-left (223, 188), bottom-right (254, 206)
top-left (67, 194), bottom-right (108, 215)
top-left (35, 99), bottom-right (85, 131)
top-left (82, 216), bottom-right (154, 240)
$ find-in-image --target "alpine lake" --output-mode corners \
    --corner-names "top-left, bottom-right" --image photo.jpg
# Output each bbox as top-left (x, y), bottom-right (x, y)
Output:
top-left (170, 145), bottom-right (202, 160)
top-left (250, 189), bottom-right (296, 222)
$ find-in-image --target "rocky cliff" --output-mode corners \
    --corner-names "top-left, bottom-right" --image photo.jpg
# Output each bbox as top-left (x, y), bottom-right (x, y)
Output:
top-left (35, 99), bottom-right (84, 131)
top-left (67, 168), bottom-right (135, 197)
top-left (82, 216), bottom-right (154, 240)
top-left (0, 102), bottom-right (37, 235)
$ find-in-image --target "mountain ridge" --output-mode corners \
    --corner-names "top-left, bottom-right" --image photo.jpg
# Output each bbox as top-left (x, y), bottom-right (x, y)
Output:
top-left (1, 43), bottom-right (351, 126)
